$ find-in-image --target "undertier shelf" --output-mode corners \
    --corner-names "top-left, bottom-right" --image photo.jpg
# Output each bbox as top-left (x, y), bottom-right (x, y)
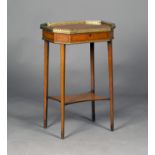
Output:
top-left (48, 92), bottom-right (110, 105)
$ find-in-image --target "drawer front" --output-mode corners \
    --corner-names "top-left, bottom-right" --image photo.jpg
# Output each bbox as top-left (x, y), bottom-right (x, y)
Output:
top-left (70, 31), bottom-right (113, 43)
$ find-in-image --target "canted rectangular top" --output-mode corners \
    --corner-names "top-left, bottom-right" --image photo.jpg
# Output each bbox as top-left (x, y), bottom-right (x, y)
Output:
top-left (40, 20), bottom-right (115, 34)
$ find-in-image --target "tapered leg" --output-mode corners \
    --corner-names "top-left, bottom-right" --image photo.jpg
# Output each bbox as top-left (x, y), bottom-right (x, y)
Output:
top-left (44, 40), bottom-right (49, 128)
top-left (107, 40), bottom-right (114, 131)
top-left (90, 43), bottom-right (95, 121)
top-left (60, 44), bottom-right (66, 139)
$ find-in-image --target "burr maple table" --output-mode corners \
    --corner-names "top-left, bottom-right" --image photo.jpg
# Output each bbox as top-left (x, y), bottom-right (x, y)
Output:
top-left (40, 20), bottom-right (116, 139)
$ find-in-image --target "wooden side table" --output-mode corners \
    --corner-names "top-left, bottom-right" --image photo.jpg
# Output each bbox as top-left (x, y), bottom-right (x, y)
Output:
top-left (40, 20), bottom-right (116, 139)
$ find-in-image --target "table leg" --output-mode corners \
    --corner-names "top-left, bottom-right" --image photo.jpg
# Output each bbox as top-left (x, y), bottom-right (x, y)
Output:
top-left (90, 43), bottom-right (95, 121)
top-left (60, 44), bottom-right (66, 139)
top-left (107, 40), bottom-right (114, 131)
top-left (44, 40), bottom-right (49, 128)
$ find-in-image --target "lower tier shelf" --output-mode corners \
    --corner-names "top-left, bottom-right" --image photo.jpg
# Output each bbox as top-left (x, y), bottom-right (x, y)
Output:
top-left (48, 92), bottom-right (110, 105)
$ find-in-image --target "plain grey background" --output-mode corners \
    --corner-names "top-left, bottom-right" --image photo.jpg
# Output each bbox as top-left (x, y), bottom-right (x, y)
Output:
top-left (8, 0), bottom-right (148, 155)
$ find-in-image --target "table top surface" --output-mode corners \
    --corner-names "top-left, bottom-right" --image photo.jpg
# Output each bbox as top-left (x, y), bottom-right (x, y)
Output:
top-left (40, 20), bottom-right (115, 34)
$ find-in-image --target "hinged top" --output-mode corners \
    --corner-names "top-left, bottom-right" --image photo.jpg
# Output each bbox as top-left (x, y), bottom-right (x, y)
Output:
top-left (40, 20), bottom-right (115, 34)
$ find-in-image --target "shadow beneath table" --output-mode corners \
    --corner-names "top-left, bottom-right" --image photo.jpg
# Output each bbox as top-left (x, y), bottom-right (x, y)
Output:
top-left (8, 96), bottom-right (147, 139)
